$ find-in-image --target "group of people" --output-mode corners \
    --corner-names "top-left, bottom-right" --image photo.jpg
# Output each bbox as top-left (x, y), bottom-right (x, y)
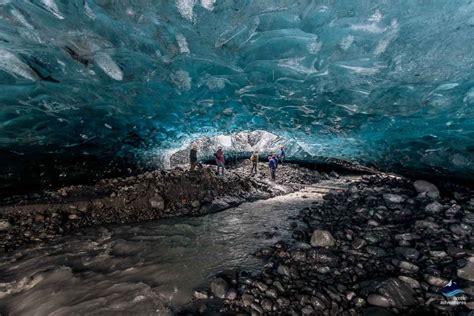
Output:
top-left (189, 145), bottom-right (286, 181)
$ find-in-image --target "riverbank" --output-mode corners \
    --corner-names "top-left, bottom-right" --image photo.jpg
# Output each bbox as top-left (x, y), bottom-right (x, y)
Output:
top-left (0, 177), bottom-right (359, 315)
top-left (188, 175), bottom-right (474, 315)
top-left (0, 161), bottom-right (326, 253)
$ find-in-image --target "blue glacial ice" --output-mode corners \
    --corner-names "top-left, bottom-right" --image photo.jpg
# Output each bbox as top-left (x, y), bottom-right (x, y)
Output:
top-left (0, 0), bottom-right (473, 182)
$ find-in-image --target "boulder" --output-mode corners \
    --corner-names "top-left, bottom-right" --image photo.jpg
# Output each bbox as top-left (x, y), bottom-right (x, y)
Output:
top-left (377, 278), bottom-right (416, 308)
top-left (210, 277), bottom-right (229, 298)
top-left (414, 180), bottom-right (439, 197)
top-left (310, 229), bottom-right (336, 247)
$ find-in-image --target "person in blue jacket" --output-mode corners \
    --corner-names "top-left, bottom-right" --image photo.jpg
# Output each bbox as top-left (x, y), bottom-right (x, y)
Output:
top-left (278, 146), bottom-right (285, 164)
top-left (268, 155), bottom-right (278, 181)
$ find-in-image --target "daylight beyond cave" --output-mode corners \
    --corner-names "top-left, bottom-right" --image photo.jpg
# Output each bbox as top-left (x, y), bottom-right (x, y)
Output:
top-left (0, 0), bottom-right (473, 184)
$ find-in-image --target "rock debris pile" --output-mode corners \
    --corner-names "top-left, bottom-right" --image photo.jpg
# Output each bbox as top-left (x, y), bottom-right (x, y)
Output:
top-left (192, 175), bottom-right (473, 315)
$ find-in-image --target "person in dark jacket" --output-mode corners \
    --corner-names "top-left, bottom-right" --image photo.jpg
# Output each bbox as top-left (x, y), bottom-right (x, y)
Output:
top-left (190, 145), bottom-right (198, 171)
top-left (268, 155), bottom-right (277, 181)
top-left (215, 147), bottom-right (225, 176)
top-left (278, 146), bottom-right (285, 164)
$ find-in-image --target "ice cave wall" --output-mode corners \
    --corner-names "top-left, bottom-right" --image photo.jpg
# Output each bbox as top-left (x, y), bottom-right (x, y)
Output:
top-left (0, 0), bottom-right (473, 188)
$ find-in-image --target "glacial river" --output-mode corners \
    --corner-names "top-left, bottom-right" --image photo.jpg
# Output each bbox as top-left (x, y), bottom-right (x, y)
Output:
top-left (0, 179), bottom-right (351, 316)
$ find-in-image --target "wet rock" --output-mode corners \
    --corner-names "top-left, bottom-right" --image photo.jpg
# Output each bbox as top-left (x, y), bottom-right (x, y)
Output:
top-left (414, 220), bottom-right (439, 229)
top-left (301, 305), bottom-right (314, 315)
top-left (376, 278), bottom-right (416, 308)
top-left (310, 229), bottom-right (336, 247)
top-left (273, 281), bottom-right (285, 292)
top-left (398, 276), bottom-right (420, 289)
top-left (225, 288), bottom-right (237, 300)
top-left (276, 297), bottom-right (290, 308)
top-left (457, 257), bottom-right (474, 282)
top-left (0, 219), bottom-right (11, 231)
top-left (242, 294), bottom-right (254, 307)
top-left (210, 277), bottom-right (229, 299)
top-left (354, 297), bottom-right (366, 308)
top-left (366, 246), bottom-right (387, 257)
top-left (395, 247), bottom-right (419, 261)
top-left (352, 237), bottom-right (367, 250)
top-left (462, 214), bottom-right (474, 226)
top-left (311, 296), bottom-right (326, 310)
top-left (261, 298), bottom-right (273, 312)
top-left (414, 180), bottom-right (440, 197)
top-left (277, 264), bottom-right (291, 277)
top-left (450, 223), bottom-right (471, 236)
top-left (425, 201), bottom-right (444, 213)
top-left (424, 275), bottom-right (447, 287)
top-left (250, 302), bottom-right (263, 313)
top-left (149, 195), bottom-right (165, 210)
top-left (429, 250), bottom-right (447, 258)
top-left (398, 261), bottom-right (420, 272)
top-left (367, 294), bottom-right (390, 307)
top-left (254, 281), bottom-right (268, 292)
top-left (193, 289), bottom-right (209, 300)
top-left (383, 194), bottom-right (405, 203)
top-left (265, 288), bottom-right (278, 299)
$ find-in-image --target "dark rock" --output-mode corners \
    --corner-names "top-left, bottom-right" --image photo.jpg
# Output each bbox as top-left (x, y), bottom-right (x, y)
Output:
top-left (250, 302), bottom-right (263, 313)
top-left (424, 275), bottom-right (447, 287)
top-left (225, 288), bottom-right (237, 300)
top-left (425, 201), bottom-right (443, 213)
top-left (457, 257), bottom-right (474, 281)
top-left (383, 194), bottom-right (404, 203)
top-left (193, 289), bottom-right (208, 300)
top-left (149, 195), bottom-right (165, 210)
top-left (414, 180), bottom-right (439, 197)
top-left (242, 294), bottom-right (254, 307)
top-left (210, 277), bottom-right (229, 299)
top-left (398, 276), bottom-right (420, 289)
top-left (366, 246), bottom-right (387, 257)
top-left (0, 219), bottom-right (11, 231)
top-left (254, 281), bottom-right (268, 292)
top-left (367, 294), bottom-right (390, 308)
top-left (395, 247), bottom-right (420, 261)
top-left (261, 298), bottom-right (273, 312)
top-left (376, 278), bottom-right (416, 308)
top-left (352, 238), bottom-right (367, 250)
top-left (310, 229), bottom-right (336, 247)
top-left (363, 306), bottom-right (395, 316)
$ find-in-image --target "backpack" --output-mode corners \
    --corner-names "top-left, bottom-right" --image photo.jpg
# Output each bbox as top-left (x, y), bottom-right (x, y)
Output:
top-left (250, 154), bottom-right (257, 162)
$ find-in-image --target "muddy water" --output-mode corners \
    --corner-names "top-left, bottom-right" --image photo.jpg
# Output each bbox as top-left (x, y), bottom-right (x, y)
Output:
top-left (0, 178), bottom-right (354, 316)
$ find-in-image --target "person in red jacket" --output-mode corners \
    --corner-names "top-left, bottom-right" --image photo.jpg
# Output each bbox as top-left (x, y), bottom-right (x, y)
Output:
top-left (215, 146), bottom-right (225, 176)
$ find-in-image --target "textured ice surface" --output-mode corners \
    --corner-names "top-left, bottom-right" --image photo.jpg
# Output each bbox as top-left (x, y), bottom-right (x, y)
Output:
top-left (0, 1), bottom-right (473, 181)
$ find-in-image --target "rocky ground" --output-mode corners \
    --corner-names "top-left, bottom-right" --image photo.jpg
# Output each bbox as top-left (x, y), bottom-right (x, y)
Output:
top-left (185, 175), bottom-right (474, 315)
top-left (0, 160), bottom-right (327, 253)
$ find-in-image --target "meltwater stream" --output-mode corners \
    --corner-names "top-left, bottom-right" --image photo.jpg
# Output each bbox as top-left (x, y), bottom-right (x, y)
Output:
top-left (0, 179), bottom-right (352, 316)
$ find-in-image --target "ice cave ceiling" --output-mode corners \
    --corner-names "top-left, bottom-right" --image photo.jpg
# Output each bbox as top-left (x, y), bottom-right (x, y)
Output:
top-left (0, 0), bottom-right (473, 182)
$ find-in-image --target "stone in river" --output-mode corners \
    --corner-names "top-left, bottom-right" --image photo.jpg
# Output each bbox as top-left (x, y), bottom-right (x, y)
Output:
top-left (210, 277), bottom-right (229, 299)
